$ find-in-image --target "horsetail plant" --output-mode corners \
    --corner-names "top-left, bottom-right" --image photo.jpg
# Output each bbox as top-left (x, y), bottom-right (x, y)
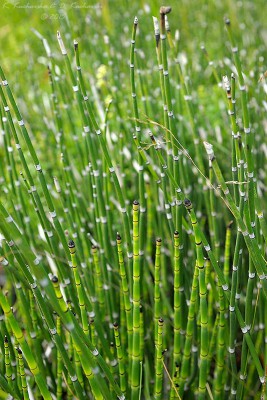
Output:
top-left (0, 3), bottom-right (267, 400)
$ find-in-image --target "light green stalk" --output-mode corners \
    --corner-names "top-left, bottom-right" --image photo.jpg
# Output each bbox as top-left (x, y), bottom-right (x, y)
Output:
top-left (154, 318), bottom-right (164, 399)
top-left (4, 336), bottom-right (12, 387)
top-left (154, 238), bottom-right (162, 345)
top-left (179, 263), bottom-right (199, 395)
top-left (173, 230), bottom-right (182, 369)
top-left (131, 200), bottom-right (141, 400)
top-left (0, 291), bottom-right (52, 400)
top-left (17, 348), bottom-right (29, 400)
top-left (117, 233), bottom-right (133, 373)
top-left (113, 322), bottom-right (127, 395)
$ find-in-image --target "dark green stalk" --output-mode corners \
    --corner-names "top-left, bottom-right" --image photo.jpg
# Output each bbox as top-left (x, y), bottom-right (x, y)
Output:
top-left (130, 16), bottom-right (146, 276)
top-left (179, 263), bottom-right (199, 395)
top-left (184, 199), bottom-right (208, 398)
top-left (225, 19), bottom-right (255, 227)
top-left (116, 233), bottom-right (133, 377)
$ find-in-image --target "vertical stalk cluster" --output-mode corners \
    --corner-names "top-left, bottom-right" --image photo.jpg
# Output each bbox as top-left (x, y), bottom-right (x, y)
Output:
top-left (0, 5), bottom-right (266, 400)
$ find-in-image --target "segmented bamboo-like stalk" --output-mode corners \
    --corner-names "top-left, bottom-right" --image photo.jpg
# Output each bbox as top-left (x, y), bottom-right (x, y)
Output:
top-left (116, 233), bottom-right (133, 377)
top-left (213, 276), bottom-right (226, 398)
top-left (51, 276), bottom-right (109, 399)
top-left (223, 222), bottom-right (232, 282)
top-left (178, 262), bottom-right (199, 395)
top-left (154, 318), bottom-right (164, 399)
top-left (0, 85), bottom-right (54, 248)
top-left (51, 276), bottom-right (103, 398)
top-left (131, 200), bottom-right (141, 400)
top-left (28, 289), bottom-right (47, 381)
top-left (92, 245), bottom-right (105, 317)
top-left (55, 315), bottom-right (63, 400)
top-left (1, 226), bottom-right (94, 400)
top-left (74, 349), bottom-right (84, 391)
top-left (0, 82), bottom-right (79, 312)
top-left (160, 7), bottom-right (185, 236)
top-left (72, 39), bottom-right (114, 266)
top-left (66, 324), bottom-right (73, 400)
top-left (236, 255), bottom-right (256, 399)
top-left (113, 322), bottom-right (127, 395)
top-left (229, 74), bottom-right (239, 204)
top-left (247, 300), bottom-right (265, 388)
top-left (1, 113), bottom-right (27, 236)
top-left (0, 66), bottom-right (71, 255)
top-left (225, 19), bottom-right (256, 227)
top-left (228, 233), bottom-right (243, 397)
top-left (140, 305), bottom-right (144, 363)
top-left (4, 336), bottom-right (12, 386)
top-left (68, 240), bottom-right (106, 397)
top-left (198, 257), bottom-right (209, 398)
top-left (1, 213), bottom-right (123, 398)
top-left (119, 290), bottom-right (127, 354)
top-left (154, 238), bottom-right (162, 345)
top-left (74, 38), bottom-right (132, 327)
top-left (207, 306), bottom-right (219, 368)
top-left (204, 142), bottom-right (267, 298)
top-left (208, 163), bottom-right (220, 259)
top-left (223, 74), bottom-right (245, 208)
top-left (227, 73), bottom-right (258, 396)
top-left (71, 35), bottom-right (132, 263)
top-left (0, 291), bottom-right (52, 400)
top-left (130, 16), bottom-right (146, 275)
top-left (159, 6), bottom-right (175, 157)
top-left (184, 199), bottom-right (208, 398)
top-left (172, 230), bottom-right (181, 369)
top-left (17, 348), bottom-right (29, 400)
top-left (13, 336), bottom-right (22, 395)
top-left (164, 17), bottom-right (206, 177)
top-left (152, 16), bottom-right (168, 128)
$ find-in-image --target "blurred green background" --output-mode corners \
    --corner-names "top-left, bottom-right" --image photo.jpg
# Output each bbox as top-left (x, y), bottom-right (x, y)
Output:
top-left (0, 0), bottom-right (266, 73)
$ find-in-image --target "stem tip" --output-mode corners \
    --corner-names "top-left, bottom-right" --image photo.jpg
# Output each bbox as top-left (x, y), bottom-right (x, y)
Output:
top-left (68, 240), bottom-right (75, 248)
top-left (160, 6), bottom-right (172, 15)
top-left (184, 198), bottom-right (192, 208)
top-left (116, 233), bottom-right (121, 241)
